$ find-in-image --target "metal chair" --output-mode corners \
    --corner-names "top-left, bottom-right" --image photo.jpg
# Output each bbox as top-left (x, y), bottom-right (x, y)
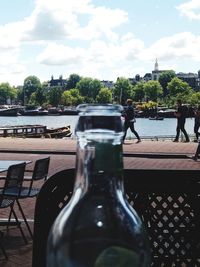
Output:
top-left (8, 157), bottom-right (50, 239)
top-left (0, 162), bottom-right (27, 258)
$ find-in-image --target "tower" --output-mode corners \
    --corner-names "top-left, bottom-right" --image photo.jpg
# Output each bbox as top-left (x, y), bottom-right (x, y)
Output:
top-left (154, 58), bottom-right (159, 71)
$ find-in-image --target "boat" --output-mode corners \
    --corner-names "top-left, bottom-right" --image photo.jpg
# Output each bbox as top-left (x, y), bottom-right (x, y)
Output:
top-left (20, 106), bottom-right (48, 116)
top-left (48, 107), bottom-right (62, 116)
top-left (45, 126), bottom-right (72, 138)
top-left (60, 107), bottom-right (78, 115)
top-left (149, 116), bottom-right (164, 120)
top-left (0, 105), bottom-right (20, 116)
top-left (157, 108), bottom-right (176, 118)
top-left (0, 125), bottom-right (72, 138)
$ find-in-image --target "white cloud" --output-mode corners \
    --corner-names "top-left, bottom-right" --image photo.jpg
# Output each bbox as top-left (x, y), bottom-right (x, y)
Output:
top-left (21, 0), bottom-right (128, 42)
top-left (37, 32), bottom-right (144, 68)
top-left (139, 32), bottom-right (200, 62)
top-left (177, 0), bottom-right (200, 20)
top-left (1, 0), bottom-right (200, 86)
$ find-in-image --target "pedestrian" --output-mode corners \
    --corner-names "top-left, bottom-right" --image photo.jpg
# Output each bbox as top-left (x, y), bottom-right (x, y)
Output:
top-left (173, 99), bottom-right (190, 142)
top-left (193, 106), bottom-right (200, 142)
top-left (192, 141), bottom-right (200, 161)
top-left (123, 99), bottom-right (141, 143)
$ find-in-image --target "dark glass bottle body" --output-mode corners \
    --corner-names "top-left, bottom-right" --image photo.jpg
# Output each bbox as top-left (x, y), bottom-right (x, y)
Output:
top-left (47, 104), bottom-right (150, 267)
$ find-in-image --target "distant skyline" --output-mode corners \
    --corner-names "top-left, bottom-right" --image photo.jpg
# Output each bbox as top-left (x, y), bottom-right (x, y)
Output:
top-left (1, 0), bottom-right (200, 86)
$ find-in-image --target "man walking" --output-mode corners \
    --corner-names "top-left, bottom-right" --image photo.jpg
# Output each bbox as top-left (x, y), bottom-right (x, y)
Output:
top-left (123, 99), bottom-right (141, 143)
top-left (173, 99), bottom-right (189, 142)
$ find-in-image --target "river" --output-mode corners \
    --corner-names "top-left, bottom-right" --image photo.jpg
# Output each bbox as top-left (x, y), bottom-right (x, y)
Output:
top-left (0, 115), bottom-right (196, 139)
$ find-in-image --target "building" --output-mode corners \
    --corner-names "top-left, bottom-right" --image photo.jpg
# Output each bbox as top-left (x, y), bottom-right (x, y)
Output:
top-left (101, 80), bottom-right (114, 89)
top-left (151, 59), bottom-right (171, 80)
top-left (176, 72), bottom-right (199, 91)
top-left (48, 75), bottom-right (67, 87)
top-left (143, 73), bottom-right (152, 82)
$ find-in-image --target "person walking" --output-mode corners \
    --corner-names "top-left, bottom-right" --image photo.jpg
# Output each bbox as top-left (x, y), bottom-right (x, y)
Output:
top-left (193, 106), bottom-right (200, 142)
top-left (123, 99), bottom-right (141, 143)
top-left (173, 99), bottom-right (190, 142)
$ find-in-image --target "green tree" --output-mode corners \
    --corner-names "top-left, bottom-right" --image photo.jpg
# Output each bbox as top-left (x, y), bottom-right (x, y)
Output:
top-left (23, 76), bottom-right (41, 104)
top-left (66, 74), bottom-right (81, 90)
top-left (48, 86), bottom-right (62, 106)
top-left (76, 77), bottom-right (102, 102)
top-left (132, 81), bottom-right (145, 102)
top-left (143, 80), bottom-right (163, 102)
top-left (61, 89), bottom-right (84, 106)
top-left (96, 88), bottom-right (112, 103)
top-left (0, 83), bottom-right (17, 104)
top-left (158, 70), bottom-right (176, 96)
top-left (29, 87), bottom-right (47, 106)
top-left (167, 77), bottom-right (193, 98)
top-left (113, 77), bottom-right (133, 105)
top-left (188, 92), bottom-right (200, 106)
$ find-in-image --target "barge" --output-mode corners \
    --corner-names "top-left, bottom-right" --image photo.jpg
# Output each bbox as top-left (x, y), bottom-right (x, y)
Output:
top-left (0, 125), bottom-right (72, 138)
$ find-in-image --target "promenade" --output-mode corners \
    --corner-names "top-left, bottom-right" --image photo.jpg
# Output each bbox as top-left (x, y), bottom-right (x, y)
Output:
top-left (0, 137), bottom-right (199, 266)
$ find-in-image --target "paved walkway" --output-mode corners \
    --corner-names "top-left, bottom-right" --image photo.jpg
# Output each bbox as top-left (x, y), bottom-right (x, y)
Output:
top-left (0, 137), bottom-right (199, 266)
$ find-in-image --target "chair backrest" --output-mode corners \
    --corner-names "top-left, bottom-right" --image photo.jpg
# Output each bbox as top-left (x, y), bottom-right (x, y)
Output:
top-left (32, 157), bottom-right (50, 181)
top-left (2, 162), bottom-right (26, 197)
top-left (32, 168), bottom-right (200, 267)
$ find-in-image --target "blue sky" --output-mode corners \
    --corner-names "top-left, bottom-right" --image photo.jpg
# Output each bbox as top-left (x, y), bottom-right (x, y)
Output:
top-left (1, 0), bottom-right (200, 86)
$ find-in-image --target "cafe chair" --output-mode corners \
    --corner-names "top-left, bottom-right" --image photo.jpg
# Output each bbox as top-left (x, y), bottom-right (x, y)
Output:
top-left (0, 162), bottom-right (27, 258)
top-left (32, 168), bottom-right (200, 267)
top-left (8, 157), bottom-right (50, 240)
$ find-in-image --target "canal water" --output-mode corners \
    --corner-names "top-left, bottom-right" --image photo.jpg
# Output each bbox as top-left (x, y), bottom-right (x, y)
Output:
top-left (0, 115), bottom-right (196, 139)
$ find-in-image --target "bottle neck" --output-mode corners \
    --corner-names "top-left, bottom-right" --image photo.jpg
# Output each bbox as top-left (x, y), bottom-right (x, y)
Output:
top-left (74, 136), bottom-right (124, 194)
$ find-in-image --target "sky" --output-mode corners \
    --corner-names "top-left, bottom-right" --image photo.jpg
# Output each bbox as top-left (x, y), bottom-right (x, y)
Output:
top-left (1, 0), bottom-right (200, 86)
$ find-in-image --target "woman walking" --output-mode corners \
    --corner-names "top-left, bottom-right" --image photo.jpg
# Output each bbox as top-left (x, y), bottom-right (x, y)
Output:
top-left (123, 99), bottom-right (141, 143)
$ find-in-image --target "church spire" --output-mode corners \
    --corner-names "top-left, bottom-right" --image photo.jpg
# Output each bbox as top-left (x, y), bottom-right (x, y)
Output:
top-left (154, 58), bottom-right (159, 71)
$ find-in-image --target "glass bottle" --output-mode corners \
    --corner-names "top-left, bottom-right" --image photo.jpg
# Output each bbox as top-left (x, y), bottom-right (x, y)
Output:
top-left (47, 104), bottom-right (150, 267)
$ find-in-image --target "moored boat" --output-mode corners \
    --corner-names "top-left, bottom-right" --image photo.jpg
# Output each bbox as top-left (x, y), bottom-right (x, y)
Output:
top-left (149, 116), bottom-right (164, 120)
top-left (20, 106), bottom-right (48, 116)
top-left (45, 126), bottom-right (72, 138)
top-left (0, 105), bottom-right (20, 116)
top-left (48, 107), bottom-right (62, 115)
top-left (0, 125), bottom-right (72, 138)
top-left (60, 107), bottom-right (78, 115)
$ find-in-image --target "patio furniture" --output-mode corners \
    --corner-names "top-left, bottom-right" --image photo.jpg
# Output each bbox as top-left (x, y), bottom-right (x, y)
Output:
top-left (32, 168), bottom-right (200, 267)
top-left (0, 162), bottom-right (27, 258)
top-left (7, 157), bottom-right (50, 239)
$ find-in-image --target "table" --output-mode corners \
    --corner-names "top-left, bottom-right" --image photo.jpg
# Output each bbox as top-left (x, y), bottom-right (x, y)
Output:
top-left (0, 160), bottom-right (32, 171)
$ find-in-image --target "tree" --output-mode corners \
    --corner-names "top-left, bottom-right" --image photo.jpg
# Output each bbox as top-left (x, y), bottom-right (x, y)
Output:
top-left (29, 87), bottom-right (47, 106)
top-left (132, 81), bottom-right (145, 102)
top-left (66, 74), bottom-right (81, 90)
top-left (96, 88), bottom-right (112, 103)
top-left (76, 77), bottom-right (102, 102)
top-left (188, 92), bottom-right (200, 106)
top-left (23, 76), bottom-right (41, 104)
top-left (113, 77), bottom-right (133, 105)
top-left (167, 77), bottom-right (193, 98)
top-left (0, 83), bottom-right (17, 104)
top-left (143, 80), bottom-right (163, 102)
top-left (158, 70), bottom-right (176, 96)
top-left (61, 89), bottom-right (84, 106)
top-left (48, 86), bottom-right (62, 106)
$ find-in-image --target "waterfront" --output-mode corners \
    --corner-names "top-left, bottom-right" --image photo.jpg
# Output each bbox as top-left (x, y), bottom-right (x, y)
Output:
top-left (0, 115), bottom-right (196, 139)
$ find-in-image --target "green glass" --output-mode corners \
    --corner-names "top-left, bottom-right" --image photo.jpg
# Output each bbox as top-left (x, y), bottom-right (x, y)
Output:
top-left (47, 104), bottom-right (150, 267)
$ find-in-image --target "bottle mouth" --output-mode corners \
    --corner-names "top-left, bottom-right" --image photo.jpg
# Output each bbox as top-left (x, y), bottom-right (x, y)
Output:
top-left (76, 104), bottom-right (123, 116)
top-left (75, 104), bottom-right (124, 135)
